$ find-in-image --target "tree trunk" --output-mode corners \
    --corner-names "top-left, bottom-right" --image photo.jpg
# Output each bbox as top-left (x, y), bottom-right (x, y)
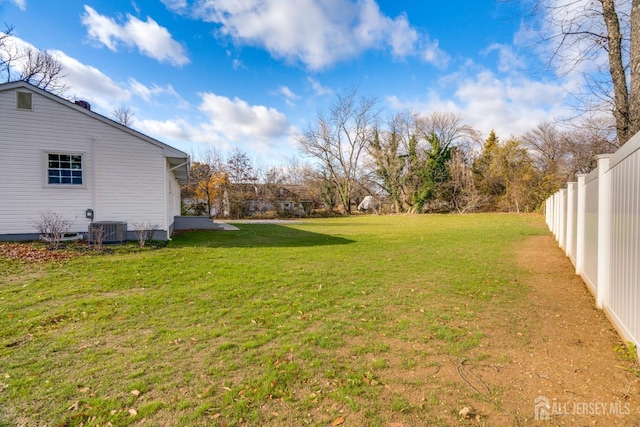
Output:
top-left (601, 0), bottom-right (631, 144)
top-left (629, 0), bottom-right (640, 139)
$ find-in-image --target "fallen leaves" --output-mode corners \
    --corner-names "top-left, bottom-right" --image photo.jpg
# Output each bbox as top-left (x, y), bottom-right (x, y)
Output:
top-left (0, 243), bottom-right (80, 263)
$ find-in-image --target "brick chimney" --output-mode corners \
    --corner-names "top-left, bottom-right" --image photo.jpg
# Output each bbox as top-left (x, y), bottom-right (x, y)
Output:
top-left (74, 100), bottom-right (91, 110)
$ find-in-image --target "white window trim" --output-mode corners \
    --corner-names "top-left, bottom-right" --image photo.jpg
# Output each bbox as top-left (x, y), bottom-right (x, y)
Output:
top-left (43, 150), bottom-right (88, 189)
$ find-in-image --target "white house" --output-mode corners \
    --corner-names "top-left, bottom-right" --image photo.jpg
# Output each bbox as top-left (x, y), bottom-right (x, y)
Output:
top-left (0, 81), bottom-right (189, 241)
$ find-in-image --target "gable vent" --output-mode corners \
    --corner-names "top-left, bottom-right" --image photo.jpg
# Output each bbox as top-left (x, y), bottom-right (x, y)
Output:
top-left (16, 91), bottom-right (32, 110)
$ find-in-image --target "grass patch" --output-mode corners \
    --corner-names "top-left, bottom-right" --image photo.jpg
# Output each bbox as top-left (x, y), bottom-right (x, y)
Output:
top-left (0, 214), bottom-right (545, 425)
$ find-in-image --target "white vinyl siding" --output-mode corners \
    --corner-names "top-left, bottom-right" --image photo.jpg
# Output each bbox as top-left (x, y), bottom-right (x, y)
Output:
top-left (0, 85), bottom-right (186, 237)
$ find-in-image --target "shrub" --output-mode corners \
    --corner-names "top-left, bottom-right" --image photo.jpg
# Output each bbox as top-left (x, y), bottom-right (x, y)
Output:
top-left (32, 210), bottom-right (73, 249)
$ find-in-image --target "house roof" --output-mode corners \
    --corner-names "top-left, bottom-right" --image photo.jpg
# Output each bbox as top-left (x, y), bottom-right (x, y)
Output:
top-left (0, 81), bottom-right (189, 184)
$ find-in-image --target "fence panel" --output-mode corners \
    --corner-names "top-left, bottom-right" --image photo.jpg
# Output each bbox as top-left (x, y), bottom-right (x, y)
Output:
top-left (607, 142), bottom-right (640, 347)
top-left (545, 131), bottom-right (640, 352)
top-left (582, 169), bottom-right (599, 293)
top-left (566, 182), bottom-right (578, 264)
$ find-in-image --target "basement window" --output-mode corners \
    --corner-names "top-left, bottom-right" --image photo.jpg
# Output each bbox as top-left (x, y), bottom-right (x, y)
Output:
top-left (47, 153), bottom-right (83, 185)
top-left (16, 91), bottom-right (33, 110)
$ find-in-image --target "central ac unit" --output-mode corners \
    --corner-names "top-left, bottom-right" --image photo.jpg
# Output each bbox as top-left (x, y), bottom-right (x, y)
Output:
top-left (88, 221), bottom-right (127, 244)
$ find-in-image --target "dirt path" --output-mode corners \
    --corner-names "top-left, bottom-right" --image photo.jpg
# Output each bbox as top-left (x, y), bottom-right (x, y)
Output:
top-left (487, 233), bottom-right (640, 425)
top-left (328, 229), bottom-right (640, 426)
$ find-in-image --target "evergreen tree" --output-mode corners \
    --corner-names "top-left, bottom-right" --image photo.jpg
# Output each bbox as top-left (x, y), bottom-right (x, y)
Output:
top-left (472, 130), bottom-right (504, 210)
top-left (409, 133), bottom-right (452, 212)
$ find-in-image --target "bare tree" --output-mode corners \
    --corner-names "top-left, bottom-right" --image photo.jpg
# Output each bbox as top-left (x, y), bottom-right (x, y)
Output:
top-left (562, 117), bottom-right (619, 176)
top-left (255, 164), bottom-right (287, 215)
top-left (521, 122), bottom-right (570, 181)
top-left (366, 113), bottom-right (409, 213)
top-left (226, 148), bottom-right (255, 184)
top-left (18, 47), bottom-right (68, 94)
top-left (414, 112), bottom-right (482, 153)
top-left (522, 119), bottom-right (617, 185)
top-left (282, 156), bottom-right (322, 213)
top-left (111, 105), bottom-right (136, 127)
top-left (298, 88), bottom-right (379, 214)
top-left (182, 147), bottom-right (228, 217)
top-left (226, 148), bottom-right (256, 218)
top-left (0, 24), bottom-right (68, 95)
top-left (0, 23), bottom-right (17, 82)
top-left (533, 0), bottom-right (640, 144)
top-left (444, 149), bottom-right (485, 213)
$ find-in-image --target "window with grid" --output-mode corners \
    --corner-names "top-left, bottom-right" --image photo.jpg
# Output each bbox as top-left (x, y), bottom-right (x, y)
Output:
top-left (47, 154), bottom-right (83, 185)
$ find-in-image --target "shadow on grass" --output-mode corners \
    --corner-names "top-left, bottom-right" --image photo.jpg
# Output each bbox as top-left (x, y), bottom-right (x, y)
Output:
top-left (170, 223), bottom-right (355, 248)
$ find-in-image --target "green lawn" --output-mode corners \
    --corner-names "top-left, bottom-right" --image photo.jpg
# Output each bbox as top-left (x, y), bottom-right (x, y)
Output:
top-left (0, 214), bottom-right (545, 426)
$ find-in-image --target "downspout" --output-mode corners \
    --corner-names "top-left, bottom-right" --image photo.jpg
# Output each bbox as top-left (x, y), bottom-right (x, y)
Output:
top-left (167, 160), bottom-right (189, 237)
top-left (163, 159), bottom-right (168, 239)
top-left (91, 136), bottom-right (98, 221)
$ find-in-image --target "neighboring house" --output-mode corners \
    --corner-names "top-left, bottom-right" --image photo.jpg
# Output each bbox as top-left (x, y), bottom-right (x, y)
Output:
top-left (0, 81), bottom-right (189, 241)
top-left (225, 183), bottom-right (314, 217)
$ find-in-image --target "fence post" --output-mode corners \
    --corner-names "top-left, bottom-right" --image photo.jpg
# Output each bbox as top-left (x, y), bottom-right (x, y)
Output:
top-left (566, 182), bottom-right (576, 259)
top-left (558, 188), bottom-right (567, 250)
top-left (545, 198), bottom-right (550, 227)
top-left (575, 174), bottom-right (587, 276)
top-left (553, 192), bottom-right (559, 239)
top-left (596, 155), bottom-right (612, 309)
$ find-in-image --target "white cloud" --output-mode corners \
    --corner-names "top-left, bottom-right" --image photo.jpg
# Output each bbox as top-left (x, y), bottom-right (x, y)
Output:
top-left (2, 0), bottom-right (25, 10)
top-left (482, 43), bottom-right (524, 74)
top-left (7, 35), bottom-right (193, 116)
top-left (161, 0), bottom-right (187, 13)
top-left (232, 59), bottom-right (245, 70)
top-left (278, 86), bottom-right (299, 100)
top-left (1, 35), bottom-right (130, 111)
top-left (198, 92), bottom-right (293, 142)
top-left (387, 68), bottom-right (567, 140)
top-left (137, 118), bottom-right (192, 141)
top-left (52, 50), bottom-right (195, 115)
top-left (50, 49), bottom-right (131, 110)
top-left (455, 71), bottom-right (566, 138)
top-left (190, 0), bottom-right (427, 70)
top-left (422, 39), bottom-right (449, 68)
top-left (128, 78), bottom-right (189, 108)
top-left (307, 77), bottom-right (332, 97)
top-left (271, 85), bottom-right (300, 106)
top-left (81, 5), bottom-right (189, 66)
top-left (136, 93), bottom-right (298, 161)
top-left (4, 33), bottom-right (295, 161)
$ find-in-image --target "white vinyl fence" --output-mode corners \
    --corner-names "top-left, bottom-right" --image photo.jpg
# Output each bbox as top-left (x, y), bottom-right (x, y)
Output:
top-left (546, 132), bottom-right (640, 352)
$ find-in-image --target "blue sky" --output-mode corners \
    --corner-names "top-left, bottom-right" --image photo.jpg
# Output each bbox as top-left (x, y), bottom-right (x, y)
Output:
top-left (0, 0), bottom-right (571, 165)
